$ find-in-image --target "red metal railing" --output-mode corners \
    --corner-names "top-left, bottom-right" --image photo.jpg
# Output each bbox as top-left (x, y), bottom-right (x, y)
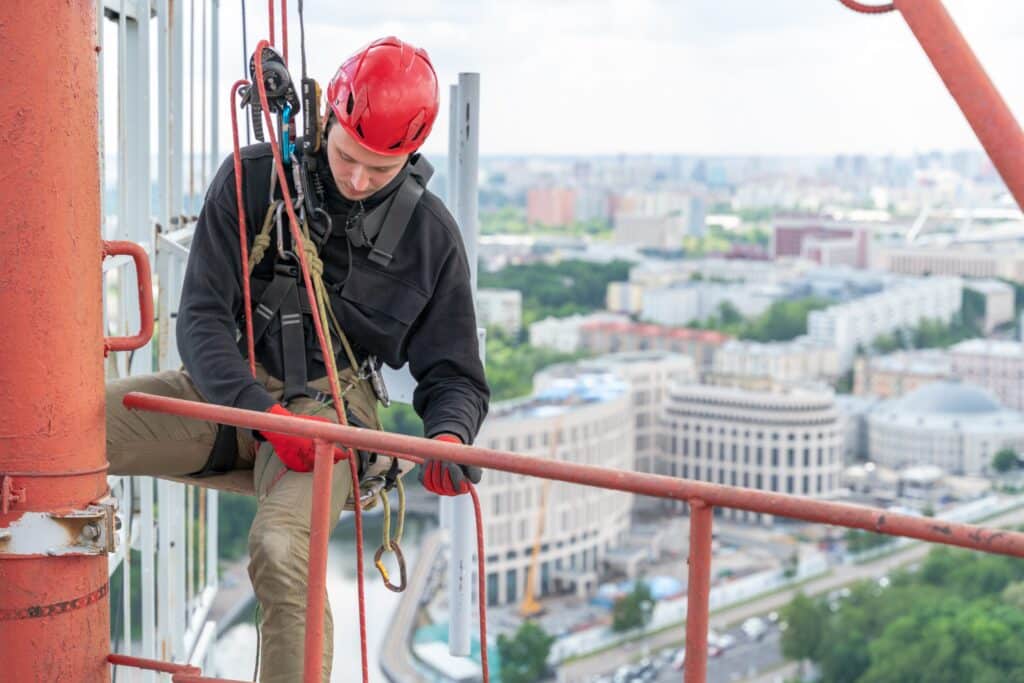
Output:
top-left (120, 392), bottom-right (1024, 682)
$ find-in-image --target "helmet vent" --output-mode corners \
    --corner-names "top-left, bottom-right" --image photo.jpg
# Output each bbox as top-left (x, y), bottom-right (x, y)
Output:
top-left (355, 122), bottom-right (365, 138)
top-left (410, 123), bottom-right (425, 142)
top-left (387, 140), bottom-right (403, 150)
top-left (346, 93), bottom-right (355, 115)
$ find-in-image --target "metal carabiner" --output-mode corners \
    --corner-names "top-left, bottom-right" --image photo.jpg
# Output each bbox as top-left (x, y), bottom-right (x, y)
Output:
top-left (374, 540), bottom-right (407, 593)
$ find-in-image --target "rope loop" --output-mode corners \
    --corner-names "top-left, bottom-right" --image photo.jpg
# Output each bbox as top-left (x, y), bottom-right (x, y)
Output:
top-left (836, 0), bottom-right (896, 14)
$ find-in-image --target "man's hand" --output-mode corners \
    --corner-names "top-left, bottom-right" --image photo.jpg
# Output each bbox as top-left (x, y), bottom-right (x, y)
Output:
top-left (261, 404), bottom-right (347, 472)
top-left (419, 434), bottom-right (482, 496)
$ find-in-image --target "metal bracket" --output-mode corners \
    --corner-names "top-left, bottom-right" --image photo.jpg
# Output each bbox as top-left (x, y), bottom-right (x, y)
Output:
top-left (1, 475), bottom-right (27, 514)
top-left (0, 495), bottom-right (120, 557)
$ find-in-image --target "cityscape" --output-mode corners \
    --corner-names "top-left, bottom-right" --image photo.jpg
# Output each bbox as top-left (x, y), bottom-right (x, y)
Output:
top-left (366, 145), bottom-right (1024, 683)
top-left (10, 2), bottom-right (1023, 683)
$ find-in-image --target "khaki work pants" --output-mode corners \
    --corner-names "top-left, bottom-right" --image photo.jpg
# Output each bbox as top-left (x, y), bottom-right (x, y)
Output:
top-left (106, 365), bottom-right (380, 683)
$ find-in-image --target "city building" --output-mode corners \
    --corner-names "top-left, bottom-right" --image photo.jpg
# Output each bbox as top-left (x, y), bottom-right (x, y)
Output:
top-left (964, 279), bottom-right (1015, 333)
top-left (867, 381), bottom-right (1024, 476)
top-left (806, 276), bottom-right (963, 368)
top-left (612, 214), bottom-right (686, 249)
top-left (659, 385), bottom-right (843, 524)
top-left (527, 186), bottom-right (577, 227)
top-left (606, 281), bottom-right (645, 314)
top-left (835, 394), bottom-right (880, 462)
top-left (950, 339), bottom-right (1024, 411)
top-left (475, 373), bottom-right (635, 605)
top-left (709, 337), bottom-right (840, 389)
top-left (773, 216), bottom-right (872, 268)
top-left (640, 282), bottom-right (777, 326)
top-left (578, 321), bottom-right (731, 372)
top-left (528, 312), bottom-right (629, 354)
top-left (535, 351), bottom-right (697, 474)
top-left (475, 288), bottom-right (523, 336)
top-left (853, 349), bottom-right (952, 398)
top-left (876, 242), bottom-right (1024, 281)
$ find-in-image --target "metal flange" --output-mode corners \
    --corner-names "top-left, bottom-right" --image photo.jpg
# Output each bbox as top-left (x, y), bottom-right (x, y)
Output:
top-left (0, 495), bottom-right (120, 557)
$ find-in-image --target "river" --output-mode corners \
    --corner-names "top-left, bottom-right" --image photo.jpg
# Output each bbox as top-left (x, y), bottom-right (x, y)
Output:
top-left (211, 511), bottom-right (437, 681)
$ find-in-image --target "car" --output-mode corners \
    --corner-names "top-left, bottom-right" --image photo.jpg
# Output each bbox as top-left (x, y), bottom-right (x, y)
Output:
top-left (742, 617), bottom-right (768, 641)
top-left (767, 610), bottom-right (780, 623)
top-left (672, 648), bottom-right (686, 671)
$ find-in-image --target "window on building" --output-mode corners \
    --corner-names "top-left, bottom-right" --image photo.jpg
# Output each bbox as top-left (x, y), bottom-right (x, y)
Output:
top-left (488, 573), bottom-right (500, 607)
top-left (757, 447), bottom-right (763, 466)
top-left (506, 569), bottom-right (518, 603)
top-left (803, 449), bottom-right (810, 467)
top-left (771, 474), bottom-right (778, 490)
top-left (786, 476), bottom-right (794, 493)
top-left (731, 444), bottom-right (737, 462)
top-left (787, 448), bottom-right (795, 467)
top-left (772, 448), bottom-right (779, 466)
top-left (802, 475), bottom-right (809, 494)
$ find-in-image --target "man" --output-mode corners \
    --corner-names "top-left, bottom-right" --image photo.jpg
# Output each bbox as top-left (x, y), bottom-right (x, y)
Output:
top-left (106, 36), bottom-right (489, 682)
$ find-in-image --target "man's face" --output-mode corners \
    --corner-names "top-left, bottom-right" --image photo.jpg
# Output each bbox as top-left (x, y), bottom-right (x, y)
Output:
top-left (325, 123), bottom-right (409, 201)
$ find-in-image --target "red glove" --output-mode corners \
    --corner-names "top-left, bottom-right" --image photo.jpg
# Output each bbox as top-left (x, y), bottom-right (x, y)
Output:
top-left (420, 434), bottom-right (482, 496)
top-left (261, 404), bottom-right (347, 472)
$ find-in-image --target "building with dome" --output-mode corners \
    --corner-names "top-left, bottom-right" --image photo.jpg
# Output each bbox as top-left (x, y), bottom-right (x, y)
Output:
top-left (867, 381), bottom-right (1024, 476)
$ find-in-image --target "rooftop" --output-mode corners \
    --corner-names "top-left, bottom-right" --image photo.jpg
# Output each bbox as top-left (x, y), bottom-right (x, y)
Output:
top-left (580, 320), bottom-right (731, 344)
top-left (896, 381), bottom-right (1003, 415)
top-left (490, 372), bottom-right (628, 421)
top-left (950, 338), bottom-right (1024, 358)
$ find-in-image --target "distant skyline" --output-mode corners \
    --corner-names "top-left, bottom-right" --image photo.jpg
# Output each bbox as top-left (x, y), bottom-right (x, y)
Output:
top-left (102, 1), bottom-right (1024, 160)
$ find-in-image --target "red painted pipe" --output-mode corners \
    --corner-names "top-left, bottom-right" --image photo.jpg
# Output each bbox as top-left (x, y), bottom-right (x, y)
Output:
top-left (303, 440), bottom-right (335, 683)
top-left (102, 240), bottom-right (155, 354)
top-left (109, 653), bottom-right (251, 683)
top-left (108, 653), bottom-right (199, 675)
top-left (894, 0), bottom-right (1024, 210)
top-left (123, 392), bottom-right (1024, 558)
top-left (0, 2), bottom-right (110, 680)
top-left (683, 502), bottom-right (714, 683)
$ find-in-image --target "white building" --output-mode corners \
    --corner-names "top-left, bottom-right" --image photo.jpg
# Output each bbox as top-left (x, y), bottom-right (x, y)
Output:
top-left (528, 312), bottom-right (629, 353)
top-left (853, 348), bottom-right (952, 398)
top-left (876, 242), bottom-right (1024, 281)
top-left (964, 279), bottom-right (1015, 333)
top-left (950, 339), bottom-right (1024, 412)
top-left (807, 276), bottom-right (963, 368)
top-left (476, 288), bottom-right (522, 336)
top-left (867, 381), bottom-right (1024, 476)
top-left (640, 282), bottom-right (777, 326)
top-left (475, 373), bottom-right (635, 605)
top-left (660, 385), bottom-right (844, 524)
top-left (710, 337), bottom-right (840, 388)
top-left (612, 214), bottom-right (686, 249)
top-left (536, 351), bottom-right (697, 474)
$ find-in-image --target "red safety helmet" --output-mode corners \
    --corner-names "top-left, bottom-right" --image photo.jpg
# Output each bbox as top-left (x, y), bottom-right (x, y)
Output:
top-left (326, 36), bottom-right (440, 156)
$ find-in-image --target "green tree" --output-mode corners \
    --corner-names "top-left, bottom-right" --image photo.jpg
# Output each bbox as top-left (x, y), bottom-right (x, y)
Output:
top-left (479, 259), bottom-right (632, 325)
top-left (612, 580), bottom-right (655, 632)
top-left (993, 448), bottom-right (1019, 474)
top-left (497, 621), bottom-right (554, 683)
top-left (379, 402), bottom-right (423, 437)
top-left (485, 334), bottom-right (586, 401)
top-left (1001, 580), bottom-right (1024, 609)
top-left (780, 592), bottom-right (828, 663)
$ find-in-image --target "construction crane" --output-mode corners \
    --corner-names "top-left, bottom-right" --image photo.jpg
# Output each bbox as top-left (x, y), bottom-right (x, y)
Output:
top-left (520, 418), bottom-right (560, 618)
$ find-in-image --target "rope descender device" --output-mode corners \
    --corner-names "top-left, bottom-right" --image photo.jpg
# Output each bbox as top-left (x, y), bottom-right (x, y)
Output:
top-left (239, 45), bottom-right (299, 146)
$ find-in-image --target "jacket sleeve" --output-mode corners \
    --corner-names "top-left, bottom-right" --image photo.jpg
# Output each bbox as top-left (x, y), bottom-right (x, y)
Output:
top-left (407, 249), bottom-right (490, 445)
top-left (177, 159), bottom-right (277, 413)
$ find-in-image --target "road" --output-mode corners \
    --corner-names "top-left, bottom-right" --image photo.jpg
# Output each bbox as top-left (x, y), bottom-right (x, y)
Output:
top-left (558, 503), bottom-right (1024, 683)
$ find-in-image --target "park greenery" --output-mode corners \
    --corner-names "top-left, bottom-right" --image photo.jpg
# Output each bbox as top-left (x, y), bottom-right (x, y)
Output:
top-left (479, 259), bottom-right (632, 326)
top-left (844, 529), bottom-right (895, 554)
top-left (497, 620), bottom-right (555, 683)
top-left (612, 580), bottom-right (656, 633)
top-left (781, 546), bottom-right (1024, 683)
top-left (992, 447), bottom-right (1020, 474)
top-left (481, 206), bottom-right (612, 238)
top-left (689, 297), bottom-right (831, 342)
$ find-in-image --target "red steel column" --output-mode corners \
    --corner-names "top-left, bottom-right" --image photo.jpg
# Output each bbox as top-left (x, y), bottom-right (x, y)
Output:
top-left (0, 1), bottom-right (110, 681)
top-left (895, 0), bottom-right (1024, 210)
top-left (304, 441), bottom-right (336, 683)
top-left (684, 501), bottom-right (714, 683)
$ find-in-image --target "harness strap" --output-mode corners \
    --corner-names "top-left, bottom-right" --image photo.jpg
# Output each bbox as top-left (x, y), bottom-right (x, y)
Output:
top-left (366, 155), bottom-right (434, 268)
top-left (279, 279), bottom-right (309, 402)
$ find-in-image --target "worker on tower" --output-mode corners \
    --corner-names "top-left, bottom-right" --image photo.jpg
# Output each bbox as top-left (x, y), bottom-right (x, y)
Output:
top-left (106, 36), bottom-right (488, 682)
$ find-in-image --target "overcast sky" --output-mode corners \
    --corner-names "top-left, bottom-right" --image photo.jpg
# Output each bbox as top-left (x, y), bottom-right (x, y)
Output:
top-left (107, 1), bottom-right (1024, 159)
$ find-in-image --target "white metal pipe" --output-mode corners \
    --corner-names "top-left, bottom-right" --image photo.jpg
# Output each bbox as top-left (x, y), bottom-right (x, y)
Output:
top-left (209, 0), bottom-right (220, 180)
top-left (447, 72), bottom-right (481, 658)
top-left (447, 84), bottom-right (459, 210)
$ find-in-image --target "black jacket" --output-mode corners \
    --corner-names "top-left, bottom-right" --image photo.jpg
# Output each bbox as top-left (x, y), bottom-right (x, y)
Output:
top-left (177, 144), bottom-right (489, 444)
